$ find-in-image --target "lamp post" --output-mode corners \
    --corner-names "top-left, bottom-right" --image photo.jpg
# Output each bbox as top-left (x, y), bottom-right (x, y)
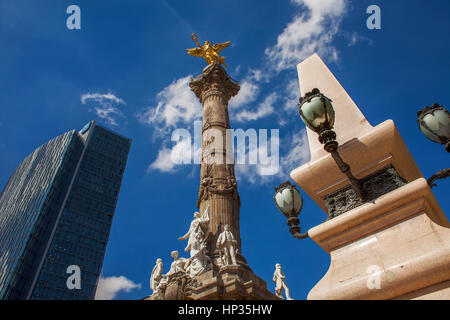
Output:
top-left (273, 181), bottom-right (309, 240)
top-left (417, 103), bottom-right (450, 187)
top-left (298, 88), bottom-right (365, 200)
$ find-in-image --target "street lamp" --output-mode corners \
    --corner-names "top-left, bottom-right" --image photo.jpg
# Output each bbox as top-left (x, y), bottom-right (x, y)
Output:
top-left (274, 88), bottom-right (367, 239)
top-left (298, 88), bottom-right (365, 200)
top-left (273, 181), bottom-right (309, 240)
top-left (417, 103), bottom-right (450, 187)
top-left (417, 103), bottom-right (450, 151)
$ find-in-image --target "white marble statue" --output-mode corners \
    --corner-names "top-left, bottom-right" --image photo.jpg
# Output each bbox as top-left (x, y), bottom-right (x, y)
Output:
top-left (178, 206), bottom-right (210, 256)
top-left (273, 263), bottom-right (293, 300)
top-left (166, 250), bottom-right (188, 277)
top-left (150, 258), bottom-right (163, 294)
top-left (155, 250), bottom-right (189, 293)
top-left (185, 232), bottom-right (212, 276)
top-left (216, 224), bottom-right (238, 266)
top-left (178, 207), bottom-right (211, 276)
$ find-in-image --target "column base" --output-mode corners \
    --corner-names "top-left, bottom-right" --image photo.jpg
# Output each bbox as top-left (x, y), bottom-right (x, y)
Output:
top-left (188, 265), bottom-right (280, 300)
top-left (144, 264), bottom-right (279, 300)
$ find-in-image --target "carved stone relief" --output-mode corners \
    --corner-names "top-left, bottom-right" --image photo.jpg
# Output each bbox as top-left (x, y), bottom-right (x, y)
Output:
top-left (323, 166), bottom-right (407, 220)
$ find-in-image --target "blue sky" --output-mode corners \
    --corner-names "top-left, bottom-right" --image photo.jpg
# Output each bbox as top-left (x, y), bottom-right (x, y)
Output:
top-left (0, 0), bottom-right (449, 300)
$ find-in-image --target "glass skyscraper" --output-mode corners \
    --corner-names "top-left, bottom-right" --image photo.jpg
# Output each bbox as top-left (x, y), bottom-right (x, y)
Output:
top-left (0, 121), bottom-right (131, 300)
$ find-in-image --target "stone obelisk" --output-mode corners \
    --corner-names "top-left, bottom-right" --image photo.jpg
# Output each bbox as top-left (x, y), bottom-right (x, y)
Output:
top-left (292, 53), bottom-right (450, 300)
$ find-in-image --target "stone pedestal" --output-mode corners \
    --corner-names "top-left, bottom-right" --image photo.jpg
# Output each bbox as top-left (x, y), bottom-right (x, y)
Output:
top-left (188, 267), bottom-right (278, 300)
top-left (291, 54), bottom-right (450, 300)
top-left (307, 178), bottom-right (450, 300)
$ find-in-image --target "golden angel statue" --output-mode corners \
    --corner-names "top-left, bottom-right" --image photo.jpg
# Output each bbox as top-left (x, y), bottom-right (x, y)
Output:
top-left (186, 34), bottom-right (230, 68)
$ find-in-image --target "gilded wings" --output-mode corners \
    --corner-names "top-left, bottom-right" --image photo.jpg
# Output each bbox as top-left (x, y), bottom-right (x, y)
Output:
top-left (186, 34), bottom-right (230, 68)
top-left (212, 41), bottom-right (231, 53)
top-left (186, 47), bottom-right (204, 58)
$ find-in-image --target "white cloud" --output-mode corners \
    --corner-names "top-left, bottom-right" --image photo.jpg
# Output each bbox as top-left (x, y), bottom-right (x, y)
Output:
top-left (234, 140), bottom-right (272, 185)
top-left (235, 93), bottom-right (277, 122)
top-left (230, 78), bottom-right (260, 111)
top-left (138, 76), bottom-right (204, 174)
top-left (280, 130), bottom-right (310, 175)
top-left (137, 75), bottom-right (202, 130)
top-left (235, 130), bottom-right (310, 185)
top-left (81, 92), bottom-right (126, 127)
top-left (81, 92), bottom-right (126, 105)
top-left (148, 147), bottom-right (176, 173)
top-left (229, 79), bottom-right (260, 109)
top-left (247, 68), bottom-right (265, 82)
top-left (348, 32), bottom-right (359, 47)
top-left (265, 0), bottom-right (346, 73)
top-left (148, 137), bottom-right (199, 173)
top-left (93, 106), bottom-right (124, 126)
top-left (233, 65), bottom-right (241, 76)
top-left (95, 276), bottom-right (141, 300)
top-left (345, 31), bottom-right (373, 47)
top-left (282, 78), bottom-right (300, 113)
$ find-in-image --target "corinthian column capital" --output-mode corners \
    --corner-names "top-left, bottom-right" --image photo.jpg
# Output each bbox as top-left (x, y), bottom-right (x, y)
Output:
top-left (189, 61), bottom-right (240, 104)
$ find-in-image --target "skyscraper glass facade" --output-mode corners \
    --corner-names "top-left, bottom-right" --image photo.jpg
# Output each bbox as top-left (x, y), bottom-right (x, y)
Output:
top-left (0, 121), bottom-right (131, 299)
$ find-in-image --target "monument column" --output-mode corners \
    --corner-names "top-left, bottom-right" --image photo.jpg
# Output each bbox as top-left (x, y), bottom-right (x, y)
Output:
top-left (180, 36), bottom-right (277, 300)
top-left (189, 62), bottom-right (244, 262)
top-left (145, 36), bottom-right (279, 300)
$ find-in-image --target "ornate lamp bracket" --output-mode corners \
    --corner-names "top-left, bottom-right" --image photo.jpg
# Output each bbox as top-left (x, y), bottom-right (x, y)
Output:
top-left (417, 103), bottom-right (450, 188)
top-left (427, 168), bottom-right (450, 188)
top-left (298, 88), bottom-right (366, 201)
